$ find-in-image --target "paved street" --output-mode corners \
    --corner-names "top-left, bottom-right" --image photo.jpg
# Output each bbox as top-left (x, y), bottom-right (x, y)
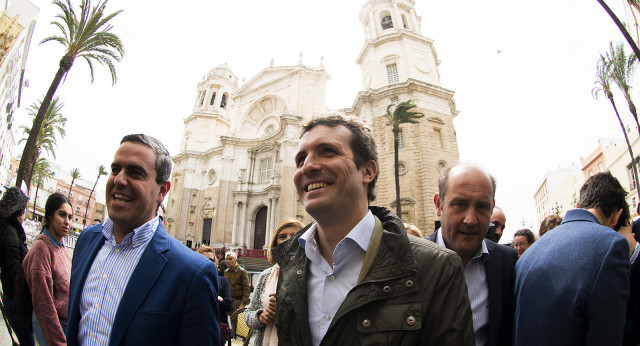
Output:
top-left (0, 314), bottom-right (15, 345)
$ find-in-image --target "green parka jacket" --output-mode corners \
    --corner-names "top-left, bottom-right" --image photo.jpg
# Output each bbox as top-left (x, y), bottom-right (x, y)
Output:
top-left (273, 206), bottom-right (474, 346)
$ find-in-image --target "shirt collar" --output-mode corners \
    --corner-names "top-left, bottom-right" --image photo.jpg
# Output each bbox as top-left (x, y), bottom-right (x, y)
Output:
top-left (43, 228), bottom-right (63, 248)
top-left (102, 216), bottom-right (159, 247)
top-left (436, 227), bottom-right (489, 263)
top-left (299, 210), bottom-right (375, 252)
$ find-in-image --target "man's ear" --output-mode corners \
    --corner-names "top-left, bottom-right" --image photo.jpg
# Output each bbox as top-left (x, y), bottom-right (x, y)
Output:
top-left (157, 181), bottom-right (170, 203)
top-left (434, 193), bottom-right (442, 217)
top-left (611, 208), bottom-right (624, 229)
top-left (362, 160), bottom-right (378, 184)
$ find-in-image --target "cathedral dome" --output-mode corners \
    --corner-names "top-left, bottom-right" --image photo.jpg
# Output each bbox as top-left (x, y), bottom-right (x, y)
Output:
top-left (207, 63), bottom-right (238, 85)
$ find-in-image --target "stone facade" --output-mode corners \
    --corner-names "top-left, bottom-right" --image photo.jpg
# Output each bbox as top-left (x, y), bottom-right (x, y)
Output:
top-left (166, 0), bottom-right (460, 248)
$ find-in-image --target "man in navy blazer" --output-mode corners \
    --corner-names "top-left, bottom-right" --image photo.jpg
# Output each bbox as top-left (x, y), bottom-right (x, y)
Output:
top-left (427, 164), bottom-right (517, 346)
top-left (514, 172), bottom-right (631, 345)
top-left (67, 134), bottom-right (220, 345)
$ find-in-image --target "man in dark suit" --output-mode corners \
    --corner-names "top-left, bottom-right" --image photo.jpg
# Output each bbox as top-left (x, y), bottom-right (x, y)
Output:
top-left (67, 134), bottom-right (220, 345)
top-left (514, 172), bottom-right (631, 345)
top-left (427, 163), bottom-right (517, 346)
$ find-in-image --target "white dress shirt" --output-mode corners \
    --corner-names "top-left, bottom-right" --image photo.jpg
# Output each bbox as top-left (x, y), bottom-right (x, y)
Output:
top-left (436, 229), bottom-right (489, 346)
top-left (299, 211), bottom-right (374, 346)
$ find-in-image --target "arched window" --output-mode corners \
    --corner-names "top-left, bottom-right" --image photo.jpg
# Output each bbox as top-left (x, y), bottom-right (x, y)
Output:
top-left (264, 125), bottom-right (275, 136)
top-left (381, 11), bottom-right (393, 30)
top-left (220, 93), bottom-right (228, 108)
top-left (209, 92), bottom-right (216, 106)
top-left (401, 14), bottom-right (409, 29)
top-left (200, 91), bottom-right (206, 106)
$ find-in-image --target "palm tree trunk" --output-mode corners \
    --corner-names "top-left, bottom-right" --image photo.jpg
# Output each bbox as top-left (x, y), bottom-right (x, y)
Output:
top-left (610, 98), bottom-right (640, 201)
top-left (393, 126), bottom-right (402, 218)
top-left (32, 183), bottom-right (40, 220)
top-left (598, 0), bottom-right (640, 61)
top-left (15, 56), bottom-right (72, 188)
top-left (82, 177), bottom-right (99, 231)
top-left (68, 178), bottom-right (75, 200)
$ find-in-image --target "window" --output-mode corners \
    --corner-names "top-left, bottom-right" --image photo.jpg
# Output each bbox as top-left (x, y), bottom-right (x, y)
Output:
top-left (207, 169), bottom-right (217, 185)
top-left (390, 96), bottom-right (399, 103)
top-left (627, 157), bottom-right (640, 189)
top-left (264, 125), bottom-right (275, 136)
top-left (387, 64), bottom-right (399, 84)
top-left (220, 93), bottom-right (227, 108)
top-left (209, 92), bottom-right (216, 105)
top-left (598, 162), bottom-right (603, 172)
top-left (381, 15), bottom-right (393, 29)
top-left (260, 158), bottom-right (272, 183)
top-left (398, 129), bottom-right (404, 149)
top-left (78, 196), bottom-right (82, 203)
top-left (200, 91), bottom-right (206, 106)
top-left (433, 129), bottom-right (443, 148)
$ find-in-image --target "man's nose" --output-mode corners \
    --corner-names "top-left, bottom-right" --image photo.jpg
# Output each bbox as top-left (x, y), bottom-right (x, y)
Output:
top-left (114, 170), bottom-right (127, 186)
top-left (462, 208), bottom-right (478, 226)
top-left (301, 154), bottom-right (321, 175)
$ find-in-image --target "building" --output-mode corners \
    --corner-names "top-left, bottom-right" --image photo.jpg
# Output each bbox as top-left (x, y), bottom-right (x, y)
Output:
top-left (533, 163), bottom-right (583, 231)
top-left (166, 0), bottom-right (460, 249)
top-left (0, 0), bottom-right (38, 187)
top-left (602, 127), bottom-right (640, 213)
top-left (26, 161), bottom-right (105, 232)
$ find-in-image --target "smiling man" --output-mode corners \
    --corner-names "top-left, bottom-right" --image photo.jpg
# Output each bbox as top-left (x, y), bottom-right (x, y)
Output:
top-left (272, 115), bottom-right (474, 346)
top-left (67, 134), bottom-right (220, 346)
top-left (427, 164), bottom-right (517, 346)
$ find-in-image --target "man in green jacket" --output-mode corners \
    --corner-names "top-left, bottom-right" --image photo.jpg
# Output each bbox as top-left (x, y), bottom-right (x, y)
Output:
top-left (273, 115), bottom-right (474, 346)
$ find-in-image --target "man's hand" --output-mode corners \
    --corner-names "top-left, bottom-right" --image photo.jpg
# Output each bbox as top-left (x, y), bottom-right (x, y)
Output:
top-left (618, 222), bottom-right (637, 257)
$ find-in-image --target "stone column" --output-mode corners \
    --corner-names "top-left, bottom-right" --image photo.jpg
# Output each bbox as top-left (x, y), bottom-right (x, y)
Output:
top-left (231, 202), bottom-right (239, 245)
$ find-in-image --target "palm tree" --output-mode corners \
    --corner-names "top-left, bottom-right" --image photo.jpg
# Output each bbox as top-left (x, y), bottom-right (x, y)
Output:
top-left (31, 158), bottom-right (52, 220)
top-left (626, 0), bottom-right (640, 42)
top-left (19, 97), bottom-right (66, 192)
top-left (68, 168), bottom-right (81, 200)
top-left (606, 41), bottom-right (639, 136)
top-left (593, 54), bottom-right (640, 201)
top-left (384, 100), bottom-right (424, 219)
top-left (83, 164), bottom-right (106, 230)
top-left (15, 0), bottom-right (124, 189)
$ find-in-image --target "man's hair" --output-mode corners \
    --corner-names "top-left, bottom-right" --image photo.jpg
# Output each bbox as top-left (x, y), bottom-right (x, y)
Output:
top-left (539, 215), bottom-right (562, 236)
top-left (197, 245), bottom-right (214, 255)
top-left (514, 228), bottom-right (535, 245)
top-left (438, 164), bottom-right (497, 204)
top-left (301, 115), bottom-right (379, 201)
top-left (121, 134), bottom-right (172, 184)
top-left (578, 171), bottom-right (628, 219)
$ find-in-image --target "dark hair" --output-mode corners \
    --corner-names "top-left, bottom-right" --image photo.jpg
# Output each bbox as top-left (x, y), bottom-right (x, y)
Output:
top-left (438, 164), bottom-right (497, 204)
top-left (514, 228), bottom-right (535, 245)
top-left (0, 187), bottom-right (28, 220)
top-left (43, 193), bottom-right (72, 229)
top-left (121, 134), bottom-right (172, 184)
top-left (268, 219), bottom-right (305, 264)
top-left (539, 215), bottom-right (562, 236)
top-left (578, 171), bottom-right (628, 220)
top-left (301, 115), bottom-right (379, 201)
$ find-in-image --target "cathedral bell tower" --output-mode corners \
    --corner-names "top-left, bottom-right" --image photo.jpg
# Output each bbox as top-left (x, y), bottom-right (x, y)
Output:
top-left (353, 0), bottom-right (460, 234)
top-left (357, 0), bottom-right (441, 90)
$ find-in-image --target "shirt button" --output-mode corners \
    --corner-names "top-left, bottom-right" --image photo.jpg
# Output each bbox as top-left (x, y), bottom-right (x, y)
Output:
top-left (102, 274), bottom-right (107, 279)
top-left (405, 280), bottom-right (414, 288)
top-left (383, 285), bottom-right (391, 293)
top-left (90, 332), bottom-right (94, 338)
top-left (114, 248), bottom-right (120, 253)
top-left (134, 242), bottom-right (138, 246)
top-left (406, 316), bottom-right (416, 326)
top-left (94, 303), bottom-right (99, 309)
top-left (296, 270), bottom-right (302, 275)
top-left (362, 319), bottom-right (371, 328)
top-left (324, 315), bottom-right (331, 321)
top-left (328, 275), bottom-right (335, 282)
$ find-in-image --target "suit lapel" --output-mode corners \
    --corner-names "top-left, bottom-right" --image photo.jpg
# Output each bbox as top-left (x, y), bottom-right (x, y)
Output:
top-left (484, 241), bottom-right (502, 344)
top-left (108, 225), bottom-right (170, 346)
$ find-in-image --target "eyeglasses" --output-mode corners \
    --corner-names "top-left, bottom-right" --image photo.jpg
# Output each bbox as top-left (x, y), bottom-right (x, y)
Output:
top-left (513, 242), bottom-right (529, 248)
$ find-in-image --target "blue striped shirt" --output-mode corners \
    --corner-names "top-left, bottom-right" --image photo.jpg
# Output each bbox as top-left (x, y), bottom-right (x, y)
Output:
top-left (436, 229), bottom-right (489, 346)
top-left (77, 217), bottom-right (159, 345)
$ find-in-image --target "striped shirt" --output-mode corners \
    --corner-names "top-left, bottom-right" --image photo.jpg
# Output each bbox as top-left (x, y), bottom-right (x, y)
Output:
top-left (77, 217), bottom-right (159, 345)
top-left (436, 229), bottom-right (489, 346)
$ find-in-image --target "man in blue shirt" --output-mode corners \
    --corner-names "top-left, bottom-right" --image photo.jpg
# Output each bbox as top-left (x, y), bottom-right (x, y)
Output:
top-left (67, 134), bottom-right (220, 345)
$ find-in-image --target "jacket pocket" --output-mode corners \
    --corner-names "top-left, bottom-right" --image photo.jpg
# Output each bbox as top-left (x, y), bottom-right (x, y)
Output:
top-left (356, 303), bottom-right (421, 345)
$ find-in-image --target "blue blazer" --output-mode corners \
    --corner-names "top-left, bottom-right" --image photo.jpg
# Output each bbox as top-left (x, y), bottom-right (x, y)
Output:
top-left (426, 230), bottom-right (517, 346)
top-left (67, 223), bottom-right (220, 346)
top-left (514, 209), bottom-right (630, 346)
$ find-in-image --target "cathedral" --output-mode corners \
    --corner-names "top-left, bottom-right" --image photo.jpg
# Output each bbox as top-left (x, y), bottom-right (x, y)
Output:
top-left (165, 0), bottom-right (460, 250)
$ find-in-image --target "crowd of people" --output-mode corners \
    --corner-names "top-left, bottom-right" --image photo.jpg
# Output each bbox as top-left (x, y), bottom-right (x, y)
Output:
top-left (0, 115), bottom-right (637, 346)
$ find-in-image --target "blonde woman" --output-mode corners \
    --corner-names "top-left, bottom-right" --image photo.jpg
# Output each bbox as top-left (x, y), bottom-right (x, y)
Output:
top-left (245, 219), bottom-right (304, 345)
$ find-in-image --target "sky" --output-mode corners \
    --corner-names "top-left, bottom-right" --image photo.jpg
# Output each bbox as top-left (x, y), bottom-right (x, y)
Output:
top-left (11, 0), bottom-right (639, 242)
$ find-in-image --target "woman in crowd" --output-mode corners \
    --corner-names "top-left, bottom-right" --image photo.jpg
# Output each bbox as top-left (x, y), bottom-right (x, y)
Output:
top-left (0, 187), bottom-right (34, 345)
top-left (23, 193), bottom-right (72, 346)
top-left (196, 245), bottom-right (233, 317)
top-left (513, 228), bottom-right (536, 258)
top-left (404, 223), bottom-right (424, 238)
top-left (245, 219), bottom-right (304, 346)
top-left (539, 214), bottom-right (563, 237)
